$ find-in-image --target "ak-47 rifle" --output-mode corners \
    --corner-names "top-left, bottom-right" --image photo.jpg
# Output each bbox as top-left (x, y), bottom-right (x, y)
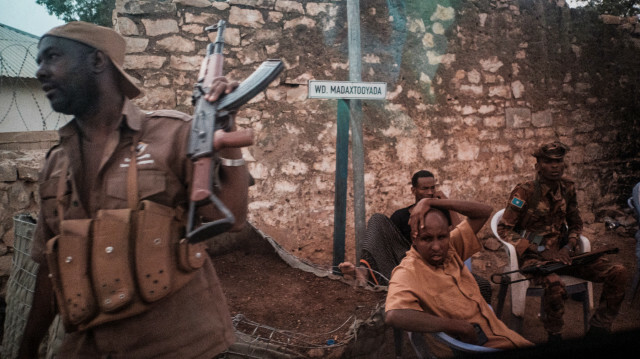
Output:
top-left (491, 247), bottom-right (619, 285)
top-left (186, 20), bottom-right (284, 243)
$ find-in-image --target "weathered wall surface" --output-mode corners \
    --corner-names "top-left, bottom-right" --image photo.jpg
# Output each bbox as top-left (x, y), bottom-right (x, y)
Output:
top-left (1, 0), bottom-right (638, 268)
top-left (111, 0), bottom-right (639, 263)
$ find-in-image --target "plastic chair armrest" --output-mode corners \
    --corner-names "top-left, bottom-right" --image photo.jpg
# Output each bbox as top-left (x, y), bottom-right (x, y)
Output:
top-left (577, 235), bottom-right (591, 254)
top-left (433, 332), bottom-right (500, 353)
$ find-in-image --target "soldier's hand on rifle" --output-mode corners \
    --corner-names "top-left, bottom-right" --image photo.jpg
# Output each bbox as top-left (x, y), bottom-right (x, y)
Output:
top-left (541, 246), bottom-right (572, 265)
top-left (205, 76), bottom-right (239, 102)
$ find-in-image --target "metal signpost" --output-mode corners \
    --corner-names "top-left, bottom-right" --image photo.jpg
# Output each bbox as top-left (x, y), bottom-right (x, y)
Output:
top-left (307, 80), bottom-right (387, 272)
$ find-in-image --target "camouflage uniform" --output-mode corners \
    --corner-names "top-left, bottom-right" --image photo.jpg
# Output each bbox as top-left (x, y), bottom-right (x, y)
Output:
top-left (497, 142), bottom-right (629, 336)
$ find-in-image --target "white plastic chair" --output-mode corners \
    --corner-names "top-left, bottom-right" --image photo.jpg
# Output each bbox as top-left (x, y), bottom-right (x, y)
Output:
top-left (491, 208), bottom-right (593, 334)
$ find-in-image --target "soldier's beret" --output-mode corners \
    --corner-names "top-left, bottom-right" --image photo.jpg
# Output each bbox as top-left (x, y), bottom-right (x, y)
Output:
top-left (532, 141), bottom-right (569, 159)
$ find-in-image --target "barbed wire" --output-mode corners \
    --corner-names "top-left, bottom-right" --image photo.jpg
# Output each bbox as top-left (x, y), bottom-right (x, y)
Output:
top-left (232, 313), bottom-right (356, 350)
top-left (0, 42), bottom-right (69, 132)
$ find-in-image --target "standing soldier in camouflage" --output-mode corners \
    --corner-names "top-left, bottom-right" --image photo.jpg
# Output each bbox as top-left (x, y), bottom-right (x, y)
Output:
top-left (497, 141), bottom-right (629, 342)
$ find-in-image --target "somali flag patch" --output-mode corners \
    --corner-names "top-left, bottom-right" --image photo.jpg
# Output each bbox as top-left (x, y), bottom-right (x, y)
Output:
top-left (511, 197), bottom-right (524, 208)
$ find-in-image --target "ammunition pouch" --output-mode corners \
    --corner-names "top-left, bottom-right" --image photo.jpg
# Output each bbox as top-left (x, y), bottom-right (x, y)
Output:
top-left (45, 201), bottom-right (206, 331)
top-left (46, 219), bottom-right (95, 329)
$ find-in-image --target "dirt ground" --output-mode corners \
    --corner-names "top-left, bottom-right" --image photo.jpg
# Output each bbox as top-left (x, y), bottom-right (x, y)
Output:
top-left (211, 215), bottom-right (640, 358)
top-left (212, 250), bottom-right (386, 339)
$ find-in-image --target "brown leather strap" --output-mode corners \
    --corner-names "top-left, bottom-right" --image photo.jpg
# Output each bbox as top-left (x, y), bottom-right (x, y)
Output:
top-left (56, 159), bottom-right (69, 224)
top-left (127, 134), bottom-right (140, 209)
top-left (55, 131), bottom-right (142, 219)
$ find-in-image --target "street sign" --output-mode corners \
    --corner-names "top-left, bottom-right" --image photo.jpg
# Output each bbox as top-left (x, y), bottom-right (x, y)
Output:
top-left (308, 80), bottom-right (387, 100)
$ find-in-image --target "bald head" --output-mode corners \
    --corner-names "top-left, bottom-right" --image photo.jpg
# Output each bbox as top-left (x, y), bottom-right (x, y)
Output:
top-left (413, 208), bottom-right (451, 266)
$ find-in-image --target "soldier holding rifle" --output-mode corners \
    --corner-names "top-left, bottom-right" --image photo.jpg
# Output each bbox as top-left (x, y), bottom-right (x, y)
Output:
top-left (19, 21), bottom-right (255, 358)
top-left (497, 141), bottom-right (629, 342)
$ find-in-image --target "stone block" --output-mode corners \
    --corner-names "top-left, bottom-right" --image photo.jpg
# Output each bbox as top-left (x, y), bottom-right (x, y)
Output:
top-left (142, 19), bottom-right (179, 36)
top-left (511, 80), bottom-right (524, 98)
top-left (456, 141), bottom-right (479, 161)
top-left (268, 11), bottom-right (284, 22)
top-left (285, 86), bottom-right (307, 103)
top-left (184, 12), bottom-right (218, 25)
top-left (306, 3), bottom-right (331, 16)
top-left (505, 107), bottom-right (531, 128)
top-left (229, 7), bottom-right (265, 28)
top-left (480, 56), bottom-right (504, 72)
top-left (223, 27), bottom-right (241, 46)
top-left (488, 85), bottom-right (510, 98)
top-left (170, 55), bottom-right (201, 71)
top-left (124, 37), bottom-right (149, 53)
top-left (0, 162), bottom-right (17, 182)
top-left (431, 4), bottom-right (455, 21)
top-left (467, 69), bottom-right (481, 84)
top-left (125, 55), bottom-right (166, 69)
top-left (284, 17), bottom-right (316, 30)
top-left (532, 110), bottom-right (553, 127)
top-left (238, 48), bottom-right (266, 65)
top-left (175, 0), bottom-right (212, 7)
top-left (408, 17), bottom-right (426, 33)
top-left (117, 0), bottom-right (176, 14)
top-left (157, 36), bottom-right (195, 53)
top-left (460, 84), bottom-right (483, 97)
top-left (116, 17), bottom-right (139, 35)
top-left (16, 163), bottom-right (39, 182)
top-left (9, 183), bottom-right (30, 209)
top-left (421, 139), bottom-right (445, 161)
top-left (230, 0), bottom-right (276, 8)
top-left (275, 0), bottom-right (304, 14)
top-left (422, 32), bottom-right (434, 48)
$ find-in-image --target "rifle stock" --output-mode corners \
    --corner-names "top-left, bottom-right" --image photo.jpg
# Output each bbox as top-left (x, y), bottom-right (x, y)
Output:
top-left (186, 20), bottom-right (284, 243)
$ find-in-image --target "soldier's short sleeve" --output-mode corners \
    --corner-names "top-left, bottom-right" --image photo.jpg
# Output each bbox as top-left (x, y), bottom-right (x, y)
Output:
top-left (563, 180), bottom-right (583, 246)
top-left (498, 184), bottom-right (532, 257)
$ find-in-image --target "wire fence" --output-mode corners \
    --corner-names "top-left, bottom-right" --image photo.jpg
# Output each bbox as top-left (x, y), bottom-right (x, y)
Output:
top-left (0, 39), bottom-right (70, 132)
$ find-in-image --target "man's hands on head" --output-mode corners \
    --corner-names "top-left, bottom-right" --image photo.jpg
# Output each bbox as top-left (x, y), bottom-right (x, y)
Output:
top-left (408, 198), bottom-right (492, 238)
top-left (434, 190), bottom-right (448, 199)
top-left (409, 198), bottom-right (433, 239)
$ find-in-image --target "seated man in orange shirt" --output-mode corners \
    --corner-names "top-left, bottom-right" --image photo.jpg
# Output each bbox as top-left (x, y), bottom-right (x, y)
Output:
top-left (385, 199), bottom-right (532, 350)
top-left (338, 171), bottom-right (491, 305)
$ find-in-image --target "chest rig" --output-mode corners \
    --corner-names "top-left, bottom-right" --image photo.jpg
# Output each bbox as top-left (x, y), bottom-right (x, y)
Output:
top-left (45, 135), bottom-right (207, 332)
top-left (516, 180), bottom-right (569, 250)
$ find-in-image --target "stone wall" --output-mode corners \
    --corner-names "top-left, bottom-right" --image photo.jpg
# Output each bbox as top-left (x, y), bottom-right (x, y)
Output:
top-left (111, 0), bottom-right (639, 263)
top-left (1, 0), bottom-right (638, 267)
top-left (0, 149), bottom-right (43, 297)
